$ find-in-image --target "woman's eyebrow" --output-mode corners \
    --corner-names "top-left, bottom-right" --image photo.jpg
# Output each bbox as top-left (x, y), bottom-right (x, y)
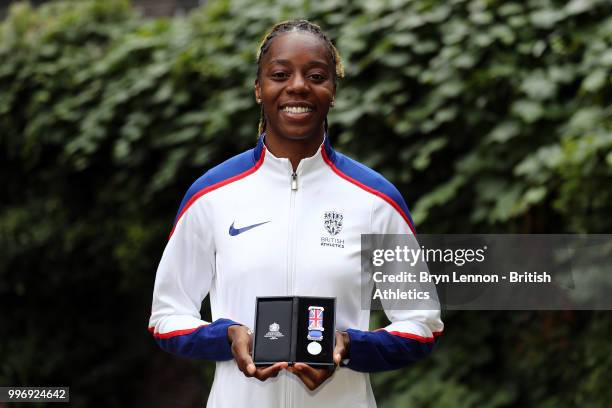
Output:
top-left (305, 60), bottom-right (330, 69)
top-left (269, 59), bottom-right (292, 66)
top-left (269, 59), bottom-right (330, 69)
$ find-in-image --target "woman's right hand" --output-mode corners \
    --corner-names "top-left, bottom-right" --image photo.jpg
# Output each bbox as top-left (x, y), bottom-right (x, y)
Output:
top-left (228, 325), bottom-right (288, 380)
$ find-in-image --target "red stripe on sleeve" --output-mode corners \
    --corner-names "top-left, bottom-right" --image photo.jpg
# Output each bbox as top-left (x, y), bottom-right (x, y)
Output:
top-left (383, 329), bottom-right (443, 343)
top-left (148, 324), bottom-right (208, 340)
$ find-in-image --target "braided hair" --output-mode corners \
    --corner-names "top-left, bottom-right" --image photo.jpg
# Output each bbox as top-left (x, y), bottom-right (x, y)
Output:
top-left (255, 20), bottom-right (345, 136)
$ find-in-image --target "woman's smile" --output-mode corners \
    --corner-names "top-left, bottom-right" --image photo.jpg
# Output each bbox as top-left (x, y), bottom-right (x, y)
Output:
top-left (279, 102), bottom-right (315, 122)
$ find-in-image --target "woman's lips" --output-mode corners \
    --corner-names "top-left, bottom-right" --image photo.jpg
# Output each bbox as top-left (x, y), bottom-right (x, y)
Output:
top-left (279, 106), bottom-right (315, 122)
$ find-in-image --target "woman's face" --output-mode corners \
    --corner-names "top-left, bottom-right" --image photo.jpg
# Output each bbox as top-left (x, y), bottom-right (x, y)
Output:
top-left (255, 31), bottom-right (335, 142)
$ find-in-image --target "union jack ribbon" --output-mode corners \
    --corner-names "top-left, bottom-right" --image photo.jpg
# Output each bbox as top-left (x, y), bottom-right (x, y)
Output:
top-left (308, 306), bottom-right (324, 331)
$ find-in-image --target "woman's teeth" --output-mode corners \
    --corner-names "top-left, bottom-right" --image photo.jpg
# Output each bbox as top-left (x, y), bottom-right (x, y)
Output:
top-left (281, 106), bottom-right (313, 113)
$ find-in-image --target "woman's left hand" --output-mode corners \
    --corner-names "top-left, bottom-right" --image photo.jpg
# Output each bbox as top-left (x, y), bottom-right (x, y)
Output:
top-left (287, 331), bottom-right (350, 391)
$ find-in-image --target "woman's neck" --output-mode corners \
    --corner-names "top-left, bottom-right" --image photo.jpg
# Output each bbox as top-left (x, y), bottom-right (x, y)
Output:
top-left (264, 131), bottom-right (325, 171)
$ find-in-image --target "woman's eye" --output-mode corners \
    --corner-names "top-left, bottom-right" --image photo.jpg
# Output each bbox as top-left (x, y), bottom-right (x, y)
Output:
top-left (272, 72), bottom-right (289, 79)
top-left (310, 74), bottom-right (326, 81)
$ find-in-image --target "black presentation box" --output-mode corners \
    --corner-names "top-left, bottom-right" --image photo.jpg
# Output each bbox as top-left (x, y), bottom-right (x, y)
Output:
top-left (252, 296), bottom-right (336, 367)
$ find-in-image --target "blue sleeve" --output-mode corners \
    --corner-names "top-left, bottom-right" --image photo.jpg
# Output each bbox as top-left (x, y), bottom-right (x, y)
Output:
top-left (151, 318), bottom-right (241, 361)
top-left (345, 329), bottom-right (437, 372)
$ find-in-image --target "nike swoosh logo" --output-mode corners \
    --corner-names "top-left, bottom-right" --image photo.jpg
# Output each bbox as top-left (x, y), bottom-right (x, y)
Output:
top-left (229, 220), bottom-right (271, 236)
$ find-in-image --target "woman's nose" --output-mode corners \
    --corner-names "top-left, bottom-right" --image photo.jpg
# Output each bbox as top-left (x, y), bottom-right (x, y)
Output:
top-left (286, 73), bottom-right (308, 94)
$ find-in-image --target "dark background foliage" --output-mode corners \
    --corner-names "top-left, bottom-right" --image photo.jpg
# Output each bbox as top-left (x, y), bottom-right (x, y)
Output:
top-left (1, 0), bottom-right (611, 406)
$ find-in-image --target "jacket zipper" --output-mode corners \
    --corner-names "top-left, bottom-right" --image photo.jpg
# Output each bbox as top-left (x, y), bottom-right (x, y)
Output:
top-left (286, 171), bottom-right (298, 408)
top-left (287, 171), bottom-right (298, 293)
top-left (291, 172), bottom-right (298, 190)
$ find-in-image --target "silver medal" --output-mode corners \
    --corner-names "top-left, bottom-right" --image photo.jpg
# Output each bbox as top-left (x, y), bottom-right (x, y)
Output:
top-left (307, 341), bottom-right (322, 355)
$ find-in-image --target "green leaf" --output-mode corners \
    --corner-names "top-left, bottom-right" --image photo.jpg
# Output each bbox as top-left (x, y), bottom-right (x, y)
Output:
top-left (412, 175), bottom-right (466, 224)
top-left (566, 0), bottom-right (596, 15)
top-left (521, 71), bottom-right (557, 100)
top-left (606, 151), bottom-right (612, 167)
top-left (413, 137), bottom-right (447, 170)
top-left (486, 121), bottom-right (521, 144)
top-left (530, 9), bottom-right (566, 28)
top-left (582, 69), bottom-right (607, 92)
top-left (567, 107), bottom-right (603, 132)
top-left (523, 186), bottom-right (547, 205)
top-left (512, 100), bottom-right (544, 123)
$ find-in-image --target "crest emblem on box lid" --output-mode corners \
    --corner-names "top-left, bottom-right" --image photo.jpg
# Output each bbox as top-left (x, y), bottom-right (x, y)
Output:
top-left (264, 322), bottom-right (284, 340)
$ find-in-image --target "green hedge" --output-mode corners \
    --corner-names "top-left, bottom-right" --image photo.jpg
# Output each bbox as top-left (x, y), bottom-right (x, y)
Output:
top-left (1, 0), bottom-right (611, 406)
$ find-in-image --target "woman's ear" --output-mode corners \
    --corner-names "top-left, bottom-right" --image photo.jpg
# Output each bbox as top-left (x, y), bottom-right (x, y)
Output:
top-left (254, 80), bottom-right (262, 104)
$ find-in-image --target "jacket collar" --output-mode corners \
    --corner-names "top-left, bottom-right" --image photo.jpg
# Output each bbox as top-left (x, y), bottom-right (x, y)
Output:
top-left (253, 133), bottom-right (336, 175)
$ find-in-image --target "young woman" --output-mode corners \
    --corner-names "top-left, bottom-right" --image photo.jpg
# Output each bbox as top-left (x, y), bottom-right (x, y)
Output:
top-left (148, 20), bottom-right (443, 408)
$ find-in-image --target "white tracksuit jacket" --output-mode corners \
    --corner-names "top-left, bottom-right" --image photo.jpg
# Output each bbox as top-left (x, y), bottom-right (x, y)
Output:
top-left (148, 135), bottom-right (443, 408)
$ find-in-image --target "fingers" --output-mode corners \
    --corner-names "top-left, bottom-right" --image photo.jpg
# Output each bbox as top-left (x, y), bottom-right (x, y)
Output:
top-left (230, 326), bottom-right (256, 376)
top-left (228, 327), bottom-right (292, 381)
top-left (233, 342), bottom-right (287, 380)
top-left (253, 362), bottom-right (288, 381)
top-left (333, 331), bottom-right (350, 366)
top-left (232, 339), bottom-right (255, 376)
top-left (230, 325), bottom-right (340, 388)
top-left (288, 363), bottom-right (334, 391)
top-left (333, 341), bottom-right (344, 366)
